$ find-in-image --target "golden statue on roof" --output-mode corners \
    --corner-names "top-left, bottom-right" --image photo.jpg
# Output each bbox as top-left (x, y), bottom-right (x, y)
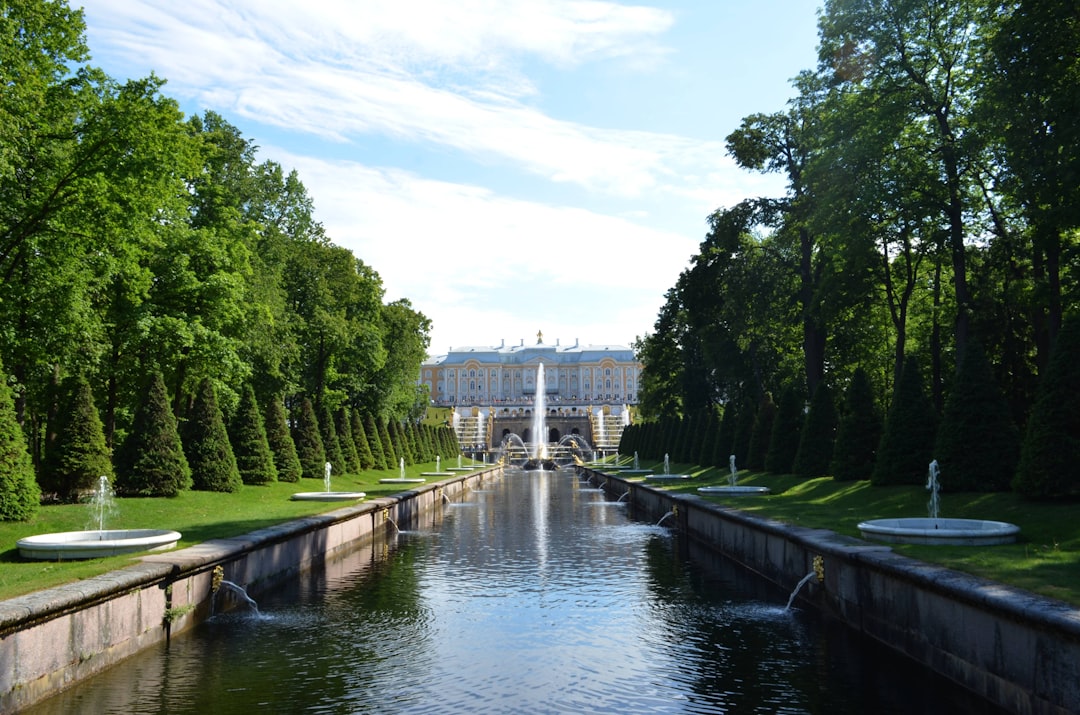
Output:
top-left (536, 329), bottom-right (543, 344)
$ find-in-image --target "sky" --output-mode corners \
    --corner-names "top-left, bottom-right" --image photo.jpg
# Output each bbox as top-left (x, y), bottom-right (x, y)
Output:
top-left (77, 0), bottom-right (823, 356)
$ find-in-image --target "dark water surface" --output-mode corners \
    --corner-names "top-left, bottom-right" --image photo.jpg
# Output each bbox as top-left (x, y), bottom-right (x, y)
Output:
top-left (28, 469), bottom-right (1000, 714)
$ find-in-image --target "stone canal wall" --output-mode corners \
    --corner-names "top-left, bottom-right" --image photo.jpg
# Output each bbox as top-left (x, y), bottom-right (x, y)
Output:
top-left (0, 469), bottom-right (501, 713)
top-left (586, 468), bottom-right (1080, 715)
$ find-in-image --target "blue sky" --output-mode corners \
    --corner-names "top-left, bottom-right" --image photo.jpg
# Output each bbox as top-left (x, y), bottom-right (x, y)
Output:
top-left (78, 0), bottom-right (822, 355)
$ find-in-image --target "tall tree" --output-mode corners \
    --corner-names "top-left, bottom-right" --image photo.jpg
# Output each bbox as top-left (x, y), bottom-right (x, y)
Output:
top-left (986, 0), bottom-right (1080, 367)
top-left (818, 0), bottom-right (993, 368)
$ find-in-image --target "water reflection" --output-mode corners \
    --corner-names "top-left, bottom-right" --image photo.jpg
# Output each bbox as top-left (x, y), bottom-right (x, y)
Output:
top-left (27, 469), bottom-right (1000, 714)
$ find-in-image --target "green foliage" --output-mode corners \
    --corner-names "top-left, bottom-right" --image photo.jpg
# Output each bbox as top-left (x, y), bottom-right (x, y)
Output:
top-left (319, 403), bottom-right (345, 478)
top-left (378, 417), bottom-right (399, 468)
top-left (732, 398), bottom-right (756, 468)
top-left (183, 378), bottom-right (241, 493)
top-left (350, 410), bottom-right (375, 470)
top-left (712, 403), bottom-right (736, 469)
top-left (766, 384), bottom-right (804, 474)
top-left (872, 358), bottom-right (937, 486)
top-left (830, 368), bottom-right (882, 482)
top-left (934, 344), bottom-right (1019, 491)
top-left (115, 373), bottom-right (191, 497)
top-left (0, 364), bottom-right (40, 520)
top-left (793, 381), bottom-right (837, 478)
top-left (230, 384), bottom-right (277, 486)
top-left (41, 376), bottom-right (113, 502)
top-left (362, 413), bottom-right (387, 470)
top-left (1014, 315), bottom-right (1080, 499)
top-left (264, 395), bottom-right (301, 483)
top-left (335, 408), bottom-right (360, 475)
top-left (747, 394), bottom-right (775, 471)
top-left (291, 398), bottom-right (325, 480)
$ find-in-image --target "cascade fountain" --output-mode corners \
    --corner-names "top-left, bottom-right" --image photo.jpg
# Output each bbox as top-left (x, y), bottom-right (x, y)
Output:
top-left (698, 454), bottom-right (770, 495)
top-left (292, 461), bottom-right (367, 501)
top-left (857, 460), bottom-right (1020, 545)
top-left (17, 476), bottom-right (182, 560)
top-left (380, 456), bottom-right (426, 484)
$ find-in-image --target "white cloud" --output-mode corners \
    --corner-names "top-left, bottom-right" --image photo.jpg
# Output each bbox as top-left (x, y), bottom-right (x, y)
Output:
top-left (81, 0), bottom-right (717, 198)
top-left (268, 149), bottom-right (695, 350)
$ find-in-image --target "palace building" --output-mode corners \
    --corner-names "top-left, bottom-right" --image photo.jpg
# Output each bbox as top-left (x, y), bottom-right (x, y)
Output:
top-left (420, 332), bottom-right (641, 452)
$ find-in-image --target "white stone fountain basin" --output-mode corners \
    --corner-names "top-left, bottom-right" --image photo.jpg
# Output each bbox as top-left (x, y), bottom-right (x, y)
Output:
top-left (290, 491), bottom-right (366, 502)
top-left (857, 518), bottom-right (1019, 546)
top-left (697, 485), bottom-right (771, 495)
top-left (17, 529), bottom-right (182, 560)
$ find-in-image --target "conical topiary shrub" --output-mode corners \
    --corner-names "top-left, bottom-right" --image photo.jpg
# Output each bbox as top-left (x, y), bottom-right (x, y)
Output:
top-left (1014, 314), bottom-right (1080, 499)
top-left (231, 384), bottom-right (277, 485)
top-left (336, 408), bottom-right (361, 475)
top-left (934, 343), bottom-right (1019, 491)
top-left (42, 375), bottom-right (113, 502)
top-left (265, 395), bottom-right (302, 483)
top-left (766, 384), bottom-right (804, 474)
top-left (363, 413), bottom-right (386, 470)
top-left (183, 378), bottom-right (241, 493)
top-left (747, 394), bottom-right (775, 471)
top-left (292, 397), bottom-right (326, 480)
top-left (732, 398), bottom-right (756, 468)
top-left (712, 403), bottom-right (737, 469)
top-left (378, 417), bottom-right (399, 467)
top-left (319, 403), bottom-right (345, 478)
top-left (115, 372), bottom-right (191, 497)
top-left (872, 357), bottom-right (937, 486)
top-left (793, 381), bottom-right (837, 478)
top-left (351, 410), bottom-right (376, 470)
top-left (830, 368), bottom-right (881, 482)
top-left (0, 359), bottom-right (40, 520)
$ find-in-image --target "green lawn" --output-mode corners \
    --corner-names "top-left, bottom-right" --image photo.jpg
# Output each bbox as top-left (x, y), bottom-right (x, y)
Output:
top-left (0, 462), bottom-right (482, 602)
top-left (624, 458), bottom-right (1080, 606)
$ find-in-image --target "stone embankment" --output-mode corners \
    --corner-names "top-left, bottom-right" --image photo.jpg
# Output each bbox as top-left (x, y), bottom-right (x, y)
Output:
top-left (585, 468), bottom-right (1080, 715)
top-left (0, 469), bottom-right (500, 713)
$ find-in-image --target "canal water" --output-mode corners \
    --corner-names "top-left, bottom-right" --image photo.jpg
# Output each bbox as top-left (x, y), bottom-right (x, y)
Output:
top-left (28, 469), bottom-right (1000, 714)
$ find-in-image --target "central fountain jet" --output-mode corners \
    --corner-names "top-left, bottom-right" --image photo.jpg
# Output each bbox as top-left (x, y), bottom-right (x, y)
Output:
top-left (524, 363), bottom-right (557, 470)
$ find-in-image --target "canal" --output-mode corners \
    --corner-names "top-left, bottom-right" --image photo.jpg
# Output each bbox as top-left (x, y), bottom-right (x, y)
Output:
top-left (26, 469), bottom-right (1001, 713)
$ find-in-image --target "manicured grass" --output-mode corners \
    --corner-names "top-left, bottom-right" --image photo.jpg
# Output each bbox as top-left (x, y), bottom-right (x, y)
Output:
top-left (0, 462), bottom-right (480, 602)
top-left (627, 459), bottom-right (1080, 607)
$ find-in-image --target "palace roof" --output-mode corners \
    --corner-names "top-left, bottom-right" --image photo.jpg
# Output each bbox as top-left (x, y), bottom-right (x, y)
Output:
top-left (424, 339), bottom-right (637, 367)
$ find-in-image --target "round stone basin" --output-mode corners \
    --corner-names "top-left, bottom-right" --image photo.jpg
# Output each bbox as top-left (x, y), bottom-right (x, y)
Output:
top-left (379, 478), bottom-right (426, 484)
top-left (645, 474), bottom-right (692, 481)
top-left (697, 486), bottom-right (771, 496)
top-left (291, 491), bottom-right (366, 502)
top-left (857, 517), bottom-right (1020, 546)
top-left (17, 529), bottom-right (182, 560)
top-left (420, 471), bottom-right (454, 477)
